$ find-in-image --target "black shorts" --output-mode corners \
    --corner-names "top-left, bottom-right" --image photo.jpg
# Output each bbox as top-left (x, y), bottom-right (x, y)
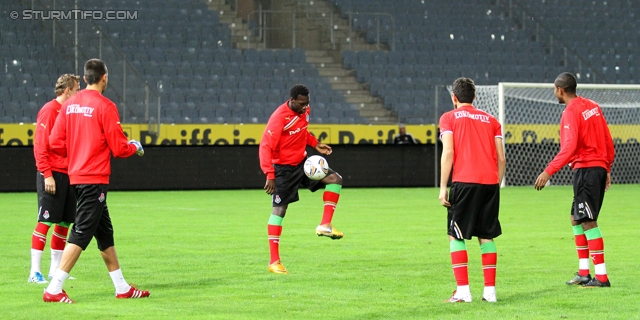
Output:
top-left (67, 184), bottom-right (115, 251)
top-left (571, 167), bottom-right (607, 222)
top-left (36, 171), bottom-right (76, 224)
top-left (447, 182), bottom-right (501, 240)
top-left (271, 160), bottom-right (335, 207)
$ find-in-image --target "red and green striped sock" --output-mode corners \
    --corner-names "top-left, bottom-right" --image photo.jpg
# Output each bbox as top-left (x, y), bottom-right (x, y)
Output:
top-left (268, 214), bottom-right (283, 264)
top-left (450, 239), bottom-right (469, 287)
top-left (481, 241), bottom-right (497, 287)
top-left (32, 222), bottom-right (51, 251)
top-left (321, 184), bottom-right (341, 225)
top-left (585, 227), bottom-right (608, 282)
top-left (572, 225), bottom-right (590, 276)
top-left (51, 224), bottom-right (69, 251)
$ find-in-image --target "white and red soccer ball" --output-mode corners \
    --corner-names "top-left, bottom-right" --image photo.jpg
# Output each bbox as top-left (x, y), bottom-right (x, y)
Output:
top-left (303, 155), bottom-right (329, 180)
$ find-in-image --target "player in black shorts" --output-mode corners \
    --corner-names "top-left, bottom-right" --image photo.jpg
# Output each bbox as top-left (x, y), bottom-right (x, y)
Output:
top-left (535, 72), bottom-right (615, 288)
top-left (439, 78), bottom-right (506, 303)
top-left (29, 73), bottom-right (79, 284)
top-left (259, 84), bottom-right (345, 274)
top-left (44, 59), bottom-right (148, 303)
top-left (447, 183), bottom-right (501, 241)
top-left (271, 162), bottom-right (336, 207)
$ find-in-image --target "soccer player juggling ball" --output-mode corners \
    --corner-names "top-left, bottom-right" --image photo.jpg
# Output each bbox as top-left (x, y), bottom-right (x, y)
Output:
top-left (44, 59), bottom-right (148, 303)
top-left (259, 84), bottom-right (344, 274)
top-left (439, 77), bottom-right (506, 303)
top-left (534, 72), bottom-right (615, 288)
top-left (29, 74), bottom-right (80, 284)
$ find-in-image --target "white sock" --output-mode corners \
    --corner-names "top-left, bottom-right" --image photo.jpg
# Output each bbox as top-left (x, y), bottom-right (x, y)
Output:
top-left (579, 258), bottom-right (590, 272)
top-left (456, 285), bottom-right (470, 296)
top-left (595, 263), bottom-right (607, 277)
top-left (484, 286), bottom-right (496, 297)
top-left (49, 249), bottom-right (64, 277)
top-left (109, 269), bottom-right (131, 294)
top-left (30, 249), bottom-right (43, 275)
top-left (45, 270), bottom-right (68, 294)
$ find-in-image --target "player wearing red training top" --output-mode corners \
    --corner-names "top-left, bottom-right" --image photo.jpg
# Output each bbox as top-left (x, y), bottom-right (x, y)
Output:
top-left (534, 72), bottom-right (615, 288)
top-left (439, 77), bottom-right (506, 303)
top-left (43, 59), bottom-right (147, 303)
top-left (29, 74), bottom-right (80, 284)
top-left (259, 84), bottom-right (344, 274)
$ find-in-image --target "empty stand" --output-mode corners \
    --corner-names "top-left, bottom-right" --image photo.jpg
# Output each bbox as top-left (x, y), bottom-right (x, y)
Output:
top-left (2, 0), bottom-right (637, 125)
top-left (331, 0), bottom-right (639, 124)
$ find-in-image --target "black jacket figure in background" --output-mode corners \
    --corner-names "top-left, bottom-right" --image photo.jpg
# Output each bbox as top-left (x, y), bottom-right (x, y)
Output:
top-left (393, 124), bottom-right (417, 145)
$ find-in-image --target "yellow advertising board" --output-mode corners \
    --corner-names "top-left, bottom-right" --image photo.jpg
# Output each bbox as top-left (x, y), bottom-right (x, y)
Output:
top-left (1, 122), bottom-right (638, 146)
top-left (503, 124), bottom-right (640, 144)
top-left (0, 123), bottom-right (439, 146)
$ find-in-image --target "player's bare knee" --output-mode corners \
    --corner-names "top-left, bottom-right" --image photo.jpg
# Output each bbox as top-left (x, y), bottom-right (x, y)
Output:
top-left (581, 220), bottom-right (598, 230)
top-left (325, 172), bottom-right (342, 185)
top-left (272, 206), bottom-right (287, 218)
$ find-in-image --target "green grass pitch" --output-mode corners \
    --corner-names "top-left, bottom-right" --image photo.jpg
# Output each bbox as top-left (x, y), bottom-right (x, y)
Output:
top-left (1, 185), bottom-right (639, 319)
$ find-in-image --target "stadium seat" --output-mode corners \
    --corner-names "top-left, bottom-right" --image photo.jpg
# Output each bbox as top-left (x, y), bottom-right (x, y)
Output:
top-left (274, 49), bottom-right (292, 63)
top-left (291, 48), bottom-right (306, 63)
top-left (259, 50), bottom-right (276, 63)
top-left (0, 115), bottom-right (15, 123)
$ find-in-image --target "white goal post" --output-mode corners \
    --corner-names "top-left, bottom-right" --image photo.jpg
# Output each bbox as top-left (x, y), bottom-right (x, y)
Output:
top-left (470, 83), bottom-right (640, 186)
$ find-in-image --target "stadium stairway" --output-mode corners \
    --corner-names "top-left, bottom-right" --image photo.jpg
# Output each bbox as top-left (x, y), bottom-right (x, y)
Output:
top-left (304, 50), bottom-right (394, 122)
top-left (205, 0), bottom-right (261, 49)
top-left (293, 0), bottom-right (395, 123)
top-left (205, 0), bottom-right (397, 124)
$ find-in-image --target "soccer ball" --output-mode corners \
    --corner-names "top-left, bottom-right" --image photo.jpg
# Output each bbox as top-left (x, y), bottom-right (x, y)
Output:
top-left (304, 155), bottom-right (329, 180)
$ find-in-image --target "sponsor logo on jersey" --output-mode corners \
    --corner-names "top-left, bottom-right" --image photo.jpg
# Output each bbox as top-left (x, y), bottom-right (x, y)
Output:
top-left (582, 107), bottom-right (600, 120)
top-left (43, 210), bottom-right (50, 219)
top-left (306, 114), bottom-right (309, 122)
top-left (289, 127), bottom-right (301, 135)
top-left (99, 192), bottom-right (105, 202)
top-left (454, 110), bottom-right (490, 123)
top-left (66, 104), bottom-right (95, 117)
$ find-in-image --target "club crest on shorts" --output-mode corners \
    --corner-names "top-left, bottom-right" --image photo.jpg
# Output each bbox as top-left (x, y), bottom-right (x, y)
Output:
top-left (99, 192), bottom-right (105, 202)
top-left (274, 195), bottom-right (281, 204)
top-left (43, 210), bottom-right (50, 219)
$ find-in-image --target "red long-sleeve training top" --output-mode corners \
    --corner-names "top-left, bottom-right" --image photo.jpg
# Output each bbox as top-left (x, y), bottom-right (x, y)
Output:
top-left (259, 101), bottom-right (318, 180)
top-left (34, 99), bottom-right (67, 178)
top-left (49, 89), bottom-right (138, 185)
top-left (545, 96), bottom-right (615, 176)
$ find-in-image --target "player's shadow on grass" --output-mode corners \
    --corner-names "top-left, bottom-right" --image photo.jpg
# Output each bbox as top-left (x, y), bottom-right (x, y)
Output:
top-left (498, 285), bottom-right (592, 303)
top-left (148, 278), bottom-right (223, 288)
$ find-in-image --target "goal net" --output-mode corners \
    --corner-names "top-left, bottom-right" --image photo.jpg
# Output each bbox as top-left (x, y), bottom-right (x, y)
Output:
top-left (470, 83), bottom-right (640, 186)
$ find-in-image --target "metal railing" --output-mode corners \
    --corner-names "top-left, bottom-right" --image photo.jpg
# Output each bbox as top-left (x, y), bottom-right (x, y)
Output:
top-left (225, 0), bottom-right (238, 11)
top-left (32, 0), bottom-right (161, 135)
top-left (343, 12), bottom-right (395, 51)
top-left (245, 8), bottom-right (395, 51)
top-left (246, 9), bottom-right (299, 49)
